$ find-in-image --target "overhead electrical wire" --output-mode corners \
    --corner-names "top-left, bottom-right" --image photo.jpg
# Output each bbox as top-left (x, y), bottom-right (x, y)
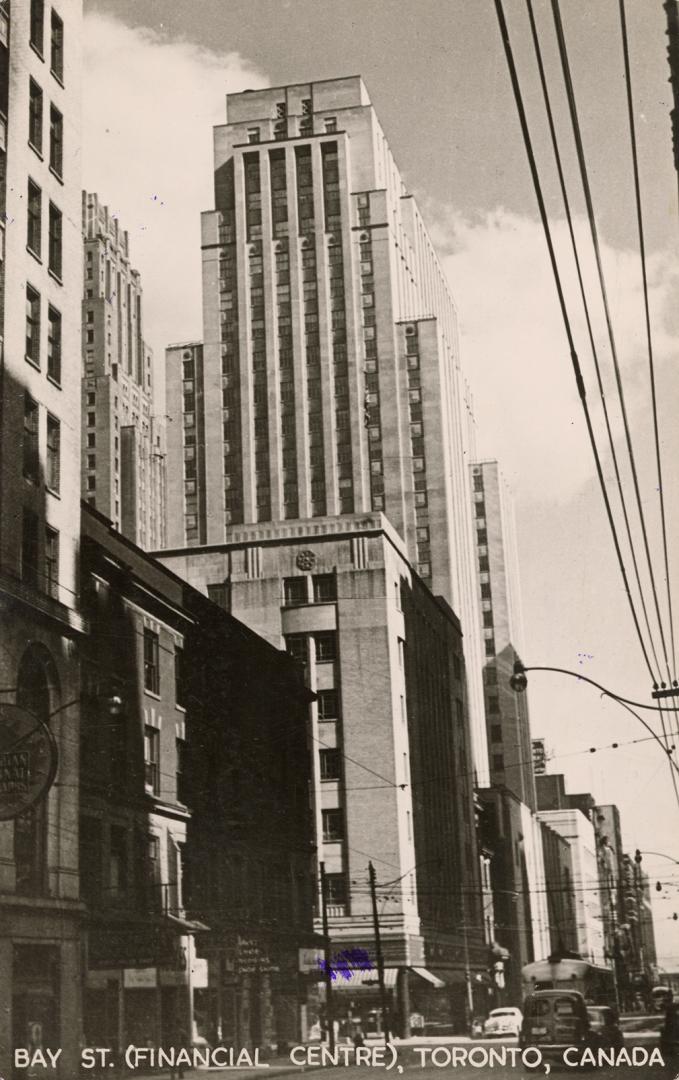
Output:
top-left (525, 0), bottom-right (663, 687)
top-left (494, 0), bottom-right (660, 688)
top-left (618, 0), bottom-right (677, 687)
top-left (550, 0), bottom-right (675, 693)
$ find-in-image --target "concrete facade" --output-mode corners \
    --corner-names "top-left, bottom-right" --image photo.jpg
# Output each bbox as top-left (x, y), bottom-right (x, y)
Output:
top-left (0, 2), bottom-right (84, 1075)
top-left (158, 513), bottom-right (489, 1031)
top-left (82, 193), bottom-right (166, 550)
top-left (162, 76), bottom-right (488, 785)
top-left (537, 808), bottom-right (606, 966)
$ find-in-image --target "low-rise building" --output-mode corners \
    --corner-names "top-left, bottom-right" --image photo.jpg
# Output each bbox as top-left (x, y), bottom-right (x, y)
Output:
top-left (80, 504), bottom-right (316, 1052)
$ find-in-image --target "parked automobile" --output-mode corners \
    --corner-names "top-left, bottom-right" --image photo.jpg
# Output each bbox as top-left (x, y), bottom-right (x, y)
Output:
top-left (660, 1002), bottom-right (679, 1063)
top-left (483, 1007), bottom-right (523, 1038)
top-left (586, 1006), bottom-right (624, 1051)
top-left (520, 990), bottom-right (593, 1061)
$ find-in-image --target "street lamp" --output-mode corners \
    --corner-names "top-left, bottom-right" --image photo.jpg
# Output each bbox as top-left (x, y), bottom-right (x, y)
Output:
top-left (509, 661), bottom-right (679, 773)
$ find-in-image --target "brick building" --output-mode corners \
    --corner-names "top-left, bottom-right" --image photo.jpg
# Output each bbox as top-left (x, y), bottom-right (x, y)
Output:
top-left (80, 504), bottom-right (316, 1052)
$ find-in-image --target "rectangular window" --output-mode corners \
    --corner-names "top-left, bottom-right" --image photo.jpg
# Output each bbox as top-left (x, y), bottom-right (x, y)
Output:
top-left (44, 526), bottom-right (59, 598)
top-left (490, 724), bottom-right (502, 743)
top-left (46, 414), bottom-right (60, 493)
top-left (313, 573), bottom-right (336, 603)
top-left (48, 202), bottom-right (62, 278)
top-left (26, 286), bottom-right (41, 364)
top-left (144, 726), bottom-right (160, 794)
top-left (109, 824), bottom-right (127, 898)
top-left (283, 577), bottom-right (308, 606)
top-left (325, 873), bottom-right (346, 906)
top-left (317, 688), bottom-right (338, 720)
top-left (29, 79), bottom-right (43, 153)
top-left (492, 753), bottom-right (505, 773)
top-left (30, 0), bottom-right (45, 53)
top-left (50, 9), bottom-right (64, 81)
top-left (320, 748), bottom-right (341, 781)
top-left (23, 394), bottom-right (39, 482)
top-left (21, 509), bottom-right (39, 588)
top-left (322, 808), bottom-right (343, 842)
top-left (143, 628), bottom-right (160, 695)
top-left (483, 611), bottom-right (493, 628)
top-left (285, 634), bottom-right (307, 665)
top-left (314, 631), bottom-right (337, 663)
top-left (27, 180), bottom-right (42, 257)
top-left (174, 645), bottom-right (186, 709)
top-left (49, 104), bottom-right (63, 177)
top-left (47, 305), bottom-right (61, 382)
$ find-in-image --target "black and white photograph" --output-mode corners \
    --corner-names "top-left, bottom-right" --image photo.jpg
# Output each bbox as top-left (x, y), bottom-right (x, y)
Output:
top-left (1, 2), bottom-right (679, 1078)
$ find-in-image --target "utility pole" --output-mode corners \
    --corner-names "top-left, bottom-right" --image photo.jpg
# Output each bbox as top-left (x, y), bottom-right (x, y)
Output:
top-left (320, 862), bottom-right (335, 1051)
top-left (369, 862), bottom-right (391, 1041)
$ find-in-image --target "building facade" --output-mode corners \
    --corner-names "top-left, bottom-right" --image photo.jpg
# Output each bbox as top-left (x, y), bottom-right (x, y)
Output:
top-left (82, 192), bottom-right (166, 550)
top-left (162, 76), bottom-right (488, 785)
top-left (470, 461), bottom-right (534, 808)
top-left (81, 504), bottom-right (316, 1053)
top-left (0, 2), bottom-right (84, 1075)
top-left (159, 513), bottom-right (489, 1032)
top-left (537, 807), bottom-right (606, 966)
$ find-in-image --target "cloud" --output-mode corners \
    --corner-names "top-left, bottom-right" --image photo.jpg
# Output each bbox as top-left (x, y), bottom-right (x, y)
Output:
top-left (428, 204), bottom-right (679, 505)
top-left (82, 12), bottom-right (268, 379)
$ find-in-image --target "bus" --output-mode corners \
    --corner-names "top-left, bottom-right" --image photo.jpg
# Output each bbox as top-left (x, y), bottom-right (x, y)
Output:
top-left (522, 958), bottom-right (617, 1006)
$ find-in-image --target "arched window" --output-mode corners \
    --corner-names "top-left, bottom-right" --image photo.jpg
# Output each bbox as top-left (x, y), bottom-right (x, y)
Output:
top-left (14, 644), bottom-right (59, 897)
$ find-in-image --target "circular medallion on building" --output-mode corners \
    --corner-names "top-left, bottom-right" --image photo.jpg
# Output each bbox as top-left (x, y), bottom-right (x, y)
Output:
top-left (296, 550), bottom-right (316, 571)
top-left (0, 704), bottom-right (58, 820)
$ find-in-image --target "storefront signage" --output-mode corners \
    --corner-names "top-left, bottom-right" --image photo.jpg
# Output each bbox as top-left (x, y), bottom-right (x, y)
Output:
top-left (236, 936), bottom-right (280, 975)
top-left (0, 704), bottom-right (58, 820)
top-left (299, 947), bottom-right (324, 973)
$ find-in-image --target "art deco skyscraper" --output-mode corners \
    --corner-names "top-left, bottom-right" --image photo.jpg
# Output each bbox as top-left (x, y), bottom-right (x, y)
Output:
top-left (164, 76), bottom-right (488, 784)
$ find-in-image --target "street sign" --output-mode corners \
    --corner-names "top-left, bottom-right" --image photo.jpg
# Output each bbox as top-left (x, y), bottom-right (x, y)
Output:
top-left (0, 704), bottom-right (58, 820)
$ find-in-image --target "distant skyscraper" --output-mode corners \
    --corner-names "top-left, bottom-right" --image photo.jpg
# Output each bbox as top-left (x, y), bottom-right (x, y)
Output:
top-left (82, 193), bottom-right (166, 549)
top-left (163, 75), bottom-right (488, 785)
top-left (471, 460), bottom-right (535, 808)
top-left (532, 738), bottom-right (547, 776)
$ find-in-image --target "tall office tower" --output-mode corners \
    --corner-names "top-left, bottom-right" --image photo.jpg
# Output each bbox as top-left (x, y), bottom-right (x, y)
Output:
top-left (160, 78), bottom-right (492, 1027)
top-left (470, 460), bottom-right (535, 809)
top-left (82, 192), bottom-right (166, 549)
top-left (163, 75), bottom-right (488, 785)
top-left (0, 2), bottom-right (84, 1076)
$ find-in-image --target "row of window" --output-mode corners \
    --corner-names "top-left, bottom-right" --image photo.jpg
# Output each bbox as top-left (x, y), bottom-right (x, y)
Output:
top-left (246, 114), bottom-right (338, 144)
top-left (30, 0), bottom-right (64, 83)
top-left (28, 78), bottom-right (63, 177)
top-left (23, 392), bottom-right (60, 492)
top-left (142, 627), bottom-right (185, 708)
top-left (27, 179), bottom-right (63, 279)
top-left (283, 573), bottom-right (336, 606)
top-left (25, 284), bottom-right (61, 382)
top-left (21, 508), bottom-right (59, 598)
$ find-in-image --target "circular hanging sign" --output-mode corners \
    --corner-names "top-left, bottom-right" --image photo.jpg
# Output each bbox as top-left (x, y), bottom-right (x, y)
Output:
top-left (0, 703), bottom-right (58, 820)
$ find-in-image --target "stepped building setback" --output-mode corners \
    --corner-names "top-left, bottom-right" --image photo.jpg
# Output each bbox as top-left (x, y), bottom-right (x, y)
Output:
top-left (159, 76), bottom-right (492, 1031)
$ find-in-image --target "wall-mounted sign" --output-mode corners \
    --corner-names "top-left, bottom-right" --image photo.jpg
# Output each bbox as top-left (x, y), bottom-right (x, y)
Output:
top-left (0, 704), bottom-right (58, 820)
top-left (123, 967), bottom-right (157, 989)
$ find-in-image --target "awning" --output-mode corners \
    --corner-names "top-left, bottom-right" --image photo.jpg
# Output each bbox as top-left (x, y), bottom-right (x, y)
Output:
top-left (165, 913), bottom-right (211, 934)
top-left (411, 967), bottom-right (446, 988)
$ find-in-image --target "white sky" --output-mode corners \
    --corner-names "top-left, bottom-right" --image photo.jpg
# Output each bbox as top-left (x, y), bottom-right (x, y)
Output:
top-left (82, 0), bottom-right (679, 965)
